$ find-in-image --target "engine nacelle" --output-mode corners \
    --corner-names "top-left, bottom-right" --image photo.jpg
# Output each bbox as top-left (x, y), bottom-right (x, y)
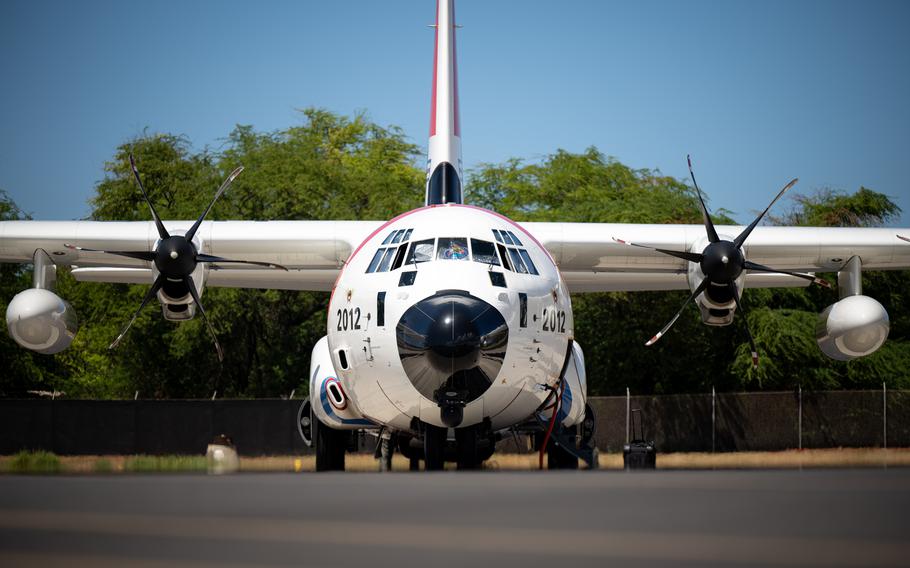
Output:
top-left (816, 295), bottom-right (889, 361)
top-left (6, 288), bottom-right (78, 354)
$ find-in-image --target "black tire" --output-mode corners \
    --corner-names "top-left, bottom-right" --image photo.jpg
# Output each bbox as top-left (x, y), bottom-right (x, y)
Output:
top-left (315, 418), bottom-right (347, 472)
top-left (409, 456), bottom-right (421, 471)
top-left (547, 425), bottom-right (579, 470)
top-left (455, 425), bottom-right (481, 470)
top-left (423, 423), bottom-right (447, 471)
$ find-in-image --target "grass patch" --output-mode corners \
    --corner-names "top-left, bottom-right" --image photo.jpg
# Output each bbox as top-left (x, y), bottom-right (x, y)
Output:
top-left (6, 451), bottom-right (62, 474)
top-left (1, 448), bottom-right (907, 474)
top-left (123, 455), bottom-right (207, 473)
top-left (93, 458), bottom-right (114, 473)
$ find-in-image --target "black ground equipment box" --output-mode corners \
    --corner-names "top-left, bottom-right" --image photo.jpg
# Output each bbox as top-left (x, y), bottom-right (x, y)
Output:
top-left (623, 408), bottom-right (656, 470)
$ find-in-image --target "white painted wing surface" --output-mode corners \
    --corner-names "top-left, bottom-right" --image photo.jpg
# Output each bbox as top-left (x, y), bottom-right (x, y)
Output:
top-left (3, 220), bottom-right (909, 293)
top-left (0, 220), bottom-right (383, 291)
top-left (520, 223), bottom-right (910, 293)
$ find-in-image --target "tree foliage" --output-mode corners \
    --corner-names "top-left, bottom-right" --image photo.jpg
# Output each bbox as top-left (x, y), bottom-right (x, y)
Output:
top-left (1, 111), bottom-right (908, 398)
top-left (1, 110), bottom-right (422, 398)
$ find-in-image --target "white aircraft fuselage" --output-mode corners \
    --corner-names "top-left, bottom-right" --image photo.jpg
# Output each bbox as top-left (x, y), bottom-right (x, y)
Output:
top-left (318, 203), bottom-right (586, 433)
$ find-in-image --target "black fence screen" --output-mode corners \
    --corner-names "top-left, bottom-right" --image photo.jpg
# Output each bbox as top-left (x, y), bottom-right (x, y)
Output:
top-left (0, 399), bottom-right (309, 456)
top-left (0, 390), bottom-right (904, 456)
top-left (590, 389), bottom-right (905, 453)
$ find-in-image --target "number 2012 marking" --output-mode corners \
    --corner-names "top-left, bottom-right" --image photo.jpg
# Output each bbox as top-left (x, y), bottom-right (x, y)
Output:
top-left (541, 308), bottom-right (566, 333)
top-left (337, 307), bottom-right (362, 331)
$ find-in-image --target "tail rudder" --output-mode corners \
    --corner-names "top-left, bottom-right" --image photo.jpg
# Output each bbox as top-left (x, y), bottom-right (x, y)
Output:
top-left (425, 0), bottom-right (463, 205)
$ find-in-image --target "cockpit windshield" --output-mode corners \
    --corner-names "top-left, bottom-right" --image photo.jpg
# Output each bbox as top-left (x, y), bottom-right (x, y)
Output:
top-left (437, 237), bottom-right (469, 261)
top-left (368, 229), bottom-right (537, 275)
top-left (471, 239), bottom-right (499, 265)
top-left (406, 239), bottom-right (435, 264)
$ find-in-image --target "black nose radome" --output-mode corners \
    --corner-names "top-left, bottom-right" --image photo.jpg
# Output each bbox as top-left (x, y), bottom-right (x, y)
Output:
top-left (397, 291), bottom-right (508, 410)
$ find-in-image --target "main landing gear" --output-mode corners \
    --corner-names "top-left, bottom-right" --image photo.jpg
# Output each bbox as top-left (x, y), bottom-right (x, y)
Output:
top-left (314, 415), bottom-right (351, 472)
top-left (533, 402), bottom-right (598, 470)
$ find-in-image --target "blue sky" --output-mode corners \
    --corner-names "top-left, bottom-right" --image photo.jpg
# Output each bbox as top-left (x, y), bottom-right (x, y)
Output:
top-left (1, 0), bottom-right (908, 226)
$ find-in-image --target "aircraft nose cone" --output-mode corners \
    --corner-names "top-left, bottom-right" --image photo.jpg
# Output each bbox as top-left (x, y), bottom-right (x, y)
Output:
top-left (396, 291), bottom-right (508, 405)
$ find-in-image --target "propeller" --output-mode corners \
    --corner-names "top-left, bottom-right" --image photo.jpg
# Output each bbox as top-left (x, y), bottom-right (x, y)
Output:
top-left (615, 155), bottom-right (832, 367)
top-left (66, 153), bottom-right (289, 361)
top-left (898, 235), bottom-right (909, 243)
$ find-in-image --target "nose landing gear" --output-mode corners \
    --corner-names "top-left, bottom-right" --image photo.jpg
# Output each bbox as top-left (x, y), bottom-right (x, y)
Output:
top-left (394, 419), bottom-right (494, 471)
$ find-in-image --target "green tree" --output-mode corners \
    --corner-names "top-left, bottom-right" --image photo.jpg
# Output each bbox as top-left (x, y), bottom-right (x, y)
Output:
top-left (1, 110), bottom-right (423, 398)
top-left (732, 188), bottom-right (910, 390)
top-left (3, 117), bottom-right (909, 397)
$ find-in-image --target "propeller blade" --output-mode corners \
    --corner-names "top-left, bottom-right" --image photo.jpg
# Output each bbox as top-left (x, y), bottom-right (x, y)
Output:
top-left (64, 243), bottom-right (157, 262)
top-left (109, 274), bottom-right (165, 350)
top-left (184, 277), bottom-right (224, 362)
top-left (645, 278), bottom-right (710, 346)
top-left (687, 155), bottom-right (720, 243)
top-left (196, 253), bottom-right (288, 271)
top-left (733, 178), bottom-right (799, 248)
top-left (129, 153), bottom-right (170, 240)
top-left (898, 235), bottom-right (910, 243)
top-left (185, 166), bottom-right (244, 241)
top-left (743, 260), bottom-right (831, 288)
top-left (731, 282), bottom-right (759, 369)
top-left (612, 237), bottom-right (705, 263)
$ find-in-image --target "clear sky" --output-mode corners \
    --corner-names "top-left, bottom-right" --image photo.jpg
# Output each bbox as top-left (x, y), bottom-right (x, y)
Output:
top-left (1, 0), bottom-right (908, 226)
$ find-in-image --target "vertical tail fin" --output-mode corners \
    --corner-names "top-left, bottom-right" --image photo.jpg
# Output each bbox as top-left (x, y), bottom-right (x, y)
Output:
top-left (425, 0), bottom-right (463, 205)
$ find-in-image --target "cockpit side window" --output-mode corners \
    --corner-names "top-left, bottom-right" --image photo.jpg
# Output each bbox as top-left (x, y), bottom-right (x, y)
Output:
top-left (406, 239), bottom-right (435, 264)
top-left (378, 248), bottom-right (396, 272)
top-left (508, 248), bottom-right (529, 274)
top-left (470, 239), bottom-right (500, 265)
top-left (366, 249), bottom-right (386, 273)
top-left (437, 237), bottom-right (469, 261)
top-left (518, 249), bottom-right (538, 275)
top-left (491, 228), bottom-right (538, 276)
top-left (497, 243), bottom-right (512, 271)
top-left (391, 243), bottom-right (408, 271)
top-left (382, 231), bottom-right (397, 245)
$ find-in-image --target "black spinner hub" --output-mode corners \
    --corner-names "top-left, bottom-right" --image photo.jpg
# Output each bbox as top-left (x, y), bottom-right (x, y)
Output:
top-left (700, 240), bottom-right (744, 283)
top-left (154, 236), bottom-right (198, 278)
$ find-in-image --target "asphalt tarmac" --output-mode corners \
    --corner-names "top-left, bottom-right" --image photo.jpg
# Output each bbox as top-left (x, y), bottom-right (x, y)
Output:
top-left (0, 469), bottom-right (908, 567)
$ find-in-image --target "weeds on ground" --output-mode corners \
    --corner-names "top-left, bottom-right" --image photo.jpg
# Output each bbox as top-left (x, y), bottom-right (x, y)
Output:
top-left (123, 455), bottom-right (207, 473)
top-left (6, 450), bottom-right (62, 474)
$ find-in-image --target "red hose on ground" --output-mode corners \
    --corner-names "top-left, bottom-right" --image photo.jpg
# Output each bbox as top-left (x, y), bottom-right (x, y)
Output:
top-left (538, 381), bottom-right (564, 470)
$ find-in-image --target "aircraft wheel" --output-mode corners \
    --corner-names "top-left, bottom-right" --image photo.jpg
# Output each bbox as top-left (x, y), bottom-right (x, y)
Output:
top-left (455, 425), bottom-right (482, 470)
top-left (409, 456), bottom-right (421, 471)
top-left (315, 418), bottom-right (346, 471)
top-left (423, 423), bottom-right (447, 471)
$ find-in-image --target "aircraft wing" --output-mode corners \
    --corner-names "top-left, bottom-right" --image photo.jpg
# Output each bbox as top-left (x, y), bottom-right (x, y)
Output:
top-left (0, 220), bottom-right (384, 291)
top-left (3, 219), bottom-right (909, 294)
top-left (521, 222), bottom-right (910, 293)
